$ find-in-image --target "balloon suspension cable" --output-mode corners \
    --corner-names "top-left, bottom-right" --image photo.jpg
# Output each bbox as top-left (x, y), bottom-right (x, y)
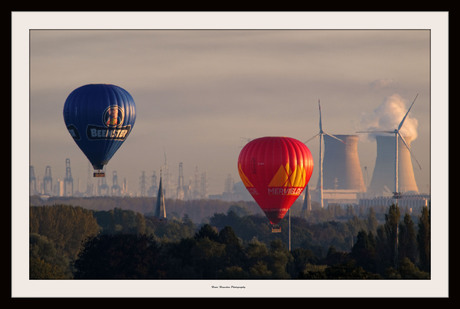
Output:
top-left (93, 169), bottom-right (105, 177)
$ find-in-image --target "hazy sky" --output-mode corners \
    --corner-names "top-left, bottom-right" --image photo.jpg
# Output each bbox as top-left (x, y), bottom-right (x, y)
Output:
top-left (29, 28), bottom-right (431, 195)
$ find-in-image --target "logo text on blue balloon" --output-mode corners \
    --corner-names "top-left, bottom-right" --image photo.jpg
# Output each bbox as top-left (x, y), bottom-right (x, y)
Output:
top-left (86, 125), bottom-right (131, 140)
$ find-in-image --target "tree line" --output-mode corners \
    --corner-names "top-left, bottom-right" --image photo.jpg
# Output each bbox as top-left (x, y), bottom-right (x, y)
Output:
top-left (29, 195), bottom-right (418, 224)
top-left (29, 203), bottom-right (430, 279)
top-left (29, 195), bottom-right (262, 223)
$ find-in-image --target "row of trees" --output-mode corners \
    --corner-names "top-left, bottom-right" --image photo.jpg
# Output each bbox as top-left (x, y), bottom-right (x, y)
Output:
top-left (350, 204), bottom-right (430, 277)
top-left (29, 196), bottom-right (262, 223)
top-left (30, 195), bottom-right (419, 224)
top-left (30, 203), bottom-right (430, 279)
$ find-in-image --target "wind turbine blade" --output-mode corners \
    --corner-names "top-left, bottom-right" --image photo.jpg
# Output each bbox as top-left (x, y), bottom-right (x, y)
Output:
top-left (305, 133), bottom-right (320, 144)
top-left (356, 130), bottom-right (394, 134)
top-left (318, 100), bottom-right (323, 132)
top-left (324, 131), bottom-right (345, 144)
top-left (398, 132), bottom-right (422, 170)
top-left (398, 93), bottom-right (419, 131)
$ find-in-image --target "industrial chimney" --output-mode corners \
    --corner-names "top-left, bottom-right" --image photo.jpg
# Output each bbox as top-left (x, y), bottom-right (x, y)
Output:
top-left (319, 134), bottom-right (366, 192)
top-left (367, 134), bottom-right (419, 197)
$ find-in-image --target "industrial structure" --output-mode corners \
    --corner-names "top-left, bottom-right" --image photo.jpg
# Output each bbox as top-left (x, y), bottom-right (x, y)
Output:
top-left (359, 193), bottom-right (429, 214)
top-left (139, 171), bottom-right (147, 196)
top-left (97, 177), bottom-right (109, 196)
top-left (357, 93), bottom-right (422, 206)
top-left (306, 100), bottom-right (348, 208)
top-left (64, 158), bottom-right (74, 197)
top-left (30, 166), bottom-right (37, 195)
top-left (193, 166), bottom-right (200, 199)
top-left (111, 171), bottom-right (121, 196)
top-left (147, 171), bottom-right (158, 197)
top-left (320, 134), bottom-right (366, 191)
top-left (367, 134), bottom-right (419, 197)
top-left (29, 124), bottom-right (427, 209)
top-left (86, 162), bottom-right (94, 196)
top-left (43, 165), bottom-right (53, 195)
top-left (176, 162), bottom-right (186, 200)
top-left (200, 171), bottom-right (208, 199)
top-left (310, 134), bottom-right (367, 206)
top-left (308, 131), bottom-right (427, 208)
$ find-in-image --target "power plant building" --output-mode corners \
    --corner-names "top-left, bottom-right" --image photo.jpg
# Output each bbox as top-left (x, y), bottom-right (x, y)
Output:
top-left (310, 133), bottom-right (427, 208)
top-left (359, 193), bottom-right (429, 214)
top-left (367, 134), bottom-right (419, 197)
top-left (312, 134), bottom-right (366, 206)
top-left (320, 134), bottom-right (366, 191)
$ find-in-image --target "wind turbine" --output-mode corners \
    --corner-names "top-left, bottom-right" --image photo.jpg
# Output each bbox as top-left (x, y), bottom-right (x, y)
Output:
top-left (357, 94), bottom-right (422, 203)
top-left (305, 100), bottom-right (344, 208)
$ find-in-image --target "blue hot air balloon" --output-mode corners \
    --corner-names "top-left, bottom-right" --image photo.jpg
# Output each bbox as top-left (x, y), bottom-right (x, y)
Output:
top-left (63, 84), bottom-right (136, 177)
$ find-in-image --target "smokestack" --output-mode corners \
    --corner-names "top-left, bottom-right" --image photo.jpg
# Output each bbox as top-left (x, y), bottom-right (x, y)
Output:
top-left (367, 134), bottom-right (418, 197)
top-left (319, 134), bottom-right (366, 192)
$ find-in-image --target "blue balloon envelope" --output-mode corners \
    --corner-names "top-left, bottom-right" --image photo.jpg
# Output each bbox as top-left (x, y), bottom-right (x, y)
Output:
top-left (63, 84), bottom-right (136, 177)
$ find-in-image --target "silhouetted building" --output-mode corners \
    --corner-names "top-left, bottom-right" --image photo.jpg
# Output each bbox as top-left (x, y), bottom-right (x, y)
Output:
top-left (155, 173), bottom-right (166, 219)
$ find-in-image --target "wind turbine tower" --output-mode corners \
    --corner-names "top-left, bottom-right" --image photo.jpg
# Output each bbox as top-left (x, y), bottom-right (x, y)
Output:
top-left (306, 100), bottom-right (344, 208)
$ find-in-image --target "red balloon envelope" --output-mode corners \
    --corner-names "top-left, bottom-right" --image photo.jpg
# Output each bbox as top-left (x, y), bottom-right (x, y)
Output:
top-left (238, 136), bottom-right (314, 225)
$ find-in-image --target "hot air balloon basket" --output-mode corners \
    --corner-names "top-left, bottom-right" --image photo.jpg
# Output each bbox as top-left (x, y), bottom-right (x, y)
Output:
top-left (93, 171), bottom-right (105, 177)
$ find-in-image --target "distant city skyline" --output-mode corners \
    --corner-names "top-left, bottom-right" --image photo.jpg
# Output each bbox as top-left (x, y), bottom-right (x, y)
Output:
top-left (28, 159), bottom-right (214, 199)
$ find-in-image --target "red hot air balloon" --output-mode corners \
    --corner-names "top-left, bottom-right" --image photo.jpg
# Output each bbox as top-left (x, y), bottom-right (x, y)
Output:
top-left (238, 137), bottom-right (314, 229)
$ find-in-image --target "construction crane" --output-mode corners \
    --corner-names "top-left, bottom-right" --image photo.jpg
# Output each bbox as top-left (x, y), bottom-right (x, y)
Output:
top-left (43, 165), bottom-right (53, 195)
top-left (111, 171), bottom-right (121, 196)
top-left (29, 166), bottom-right (37, 195)
top-left (64, 158), bottom-right (74, 196)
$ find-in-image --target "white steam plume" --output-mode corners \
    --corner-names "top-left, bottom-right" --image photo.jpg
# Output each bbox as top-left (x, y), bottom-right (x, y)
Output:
top-left (360, 94), bottom-right (418, 141)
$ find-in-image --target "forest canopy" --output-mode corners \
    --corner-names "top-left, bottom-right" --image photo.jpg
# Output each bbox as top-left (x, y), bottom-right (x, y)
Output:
top-left (29, 198), bottom-right (430, 279)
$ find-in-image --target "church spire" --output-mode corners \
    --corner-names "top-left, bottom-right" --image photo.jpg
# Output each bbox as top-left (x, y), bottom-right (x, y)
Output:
top-left (155, 170), bottom-right (166, 219)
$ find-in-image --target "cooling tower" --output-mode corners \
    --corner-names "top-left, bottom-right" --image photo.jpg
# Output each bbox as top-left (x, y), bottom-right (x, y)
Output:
top-left (319, 134), bottom-right (366, 192)
top-left (367, 135), bottom-right (418, 197)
